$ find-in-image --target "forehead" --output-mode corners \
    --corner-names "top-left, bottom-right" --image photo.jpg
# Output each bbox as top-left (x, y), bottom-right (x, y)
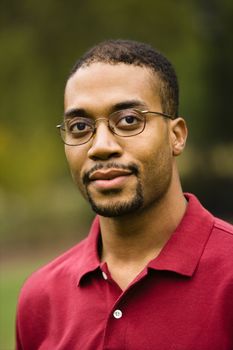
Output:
top-left (64, 63), bottom-right (161, 113)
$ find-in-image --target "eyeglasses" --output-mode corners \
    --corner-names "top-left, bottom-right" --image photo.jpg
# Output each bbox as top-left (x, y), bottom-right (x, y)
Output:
top-left (56, 108), bottom-right (175, 146)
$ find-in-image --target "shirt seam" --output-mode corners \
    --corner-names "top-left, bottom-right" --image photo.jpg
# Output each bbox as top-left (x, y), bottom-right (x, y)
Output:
top-left (213, 222), bottom-right (233, 236)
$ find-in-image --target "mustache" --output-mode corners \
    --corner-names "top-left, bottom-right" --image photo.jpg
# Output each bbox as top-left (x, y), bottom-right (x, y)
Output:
top-left (82, 162), bottom-right (139, 185)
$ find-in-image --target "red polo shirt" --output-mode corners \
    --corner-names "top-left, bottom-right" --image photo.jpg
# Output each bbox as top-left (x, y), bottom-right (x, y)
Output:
top-left (16, 194), bottom-right (233, 350)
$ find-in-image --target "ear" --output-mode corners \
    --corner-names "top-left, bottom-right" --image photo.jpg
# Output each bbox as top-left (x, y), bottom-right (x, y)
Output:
top-left (170, 117), bottom-right (188, 156)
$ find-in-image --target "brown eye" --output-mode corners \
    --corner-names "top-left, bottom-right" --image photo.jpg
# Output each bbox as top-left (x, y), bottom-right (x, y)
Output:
top-left (124, 116), bottom-right (137, 124)
top-left (67, 118), bottom-right (93, 133)
top-left (71, 122), bottom-right (88, 132)
top-left (115, 113), bottom-right (143, 130)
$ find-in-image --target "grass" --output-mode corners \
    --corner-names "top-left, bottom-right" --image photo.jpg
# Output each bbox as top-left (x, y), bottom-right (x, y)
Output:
top-left (1, 261), bottom-right (38, 349)
top-left (0, 250), bottom-right (62, 350)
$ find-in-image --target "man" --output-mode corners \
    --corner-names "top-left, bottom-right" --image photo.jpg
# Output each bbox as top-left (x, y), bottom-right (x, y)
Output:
top-left (16, 40), bottom-right (233, 349)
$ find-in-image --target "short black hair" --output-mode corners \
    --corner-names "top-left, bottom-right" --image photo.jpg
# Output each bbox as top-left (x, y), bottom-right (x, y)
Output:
top-left (69, 39), bottom-right (179, 116)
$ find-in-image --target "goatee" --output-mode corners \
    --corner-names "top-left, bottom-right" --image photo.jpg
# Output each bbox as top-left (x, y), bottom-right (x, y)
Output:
top-left (86, 181), bottom-right (144, 217)
top-left (83, 162), bottom-right (143, 217)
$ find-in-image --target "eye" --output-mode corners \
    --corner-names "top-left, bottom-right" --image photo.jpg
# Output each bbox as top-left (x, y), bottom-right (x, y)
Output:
top-left (123, 115), bottom-right (137, 125)
top-left (66, 118), bottom-right (93, 136)
top-left (114, 110), bottom-right (144, 130)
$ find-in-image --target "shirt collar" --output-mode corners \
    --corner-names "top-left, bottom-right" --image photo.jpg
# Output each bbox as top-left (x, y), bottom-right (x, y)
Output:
top-left (148, 193), bottom-right (214, 276)
top-left (76, 217), bottom-right (101, 285)
top-left (77, 193), bottom-right (214, 284)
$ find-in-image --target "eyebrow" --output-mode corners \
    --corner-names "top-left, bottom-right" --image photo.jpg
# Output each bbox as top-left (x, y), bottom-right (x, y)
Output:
top-left (111, 100), bottom-right (148, 112)
top-left (64, 99), bottom-right (148, 119)
top-left (64, 108), bottom-right (88, 119)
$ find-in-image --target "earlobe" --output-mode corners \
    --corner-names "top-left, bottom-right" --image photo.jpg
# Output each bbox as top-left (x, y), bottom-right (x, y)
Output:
top-left (170, 118), bottom-right (188, 156)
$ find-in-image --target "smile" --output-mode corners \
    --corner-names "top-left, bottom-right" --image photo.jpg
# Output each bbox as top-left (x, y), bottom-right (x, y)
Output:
top-left (88, 169), bottom-right (133, 190)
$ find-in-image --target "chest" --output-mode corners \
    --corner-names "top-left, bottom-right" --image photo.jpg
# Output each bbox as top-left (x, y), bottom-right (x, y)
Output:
top-left (21, 271), bottom-right (233, 350)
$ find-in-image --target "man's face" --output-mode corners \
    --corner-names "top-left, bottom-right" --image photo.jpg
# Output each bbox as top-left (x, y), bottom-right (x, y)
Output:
top-left (64, 63), bottom-right (175, 217)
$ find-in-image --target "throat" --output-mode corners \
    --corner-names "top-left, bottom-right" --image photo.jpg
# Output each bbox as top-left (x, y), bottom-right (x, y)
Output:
top-left (102, 247), bottom-right (163, 291)
top-left (108, 264), bottom-right (144, 291)
top-left (99, 191), bottom-right (188, 290)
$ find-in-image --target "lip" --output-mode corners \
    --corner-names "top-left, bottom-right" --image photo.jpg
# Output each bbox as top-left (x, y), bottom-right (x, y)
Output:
top-left (89, 169), bottom-right (132, 181)
top-left (88, 169), bottom-right (133, 191)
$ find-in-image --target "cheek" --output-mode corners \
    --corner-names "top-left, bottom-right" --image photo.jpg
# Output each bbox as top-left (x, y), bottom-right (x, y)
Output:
top-left (136, 138), bottom-right (173, 183)
top-left (65, 147), bottom-right (85, 184)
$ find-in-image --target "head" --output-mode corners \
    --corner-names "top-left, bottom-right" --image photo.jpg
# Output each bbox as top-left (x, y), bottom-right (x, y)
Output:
top-left (69, 39), bottom-right (179, 117)
top-left (63, 40), bottom-right (187, 218)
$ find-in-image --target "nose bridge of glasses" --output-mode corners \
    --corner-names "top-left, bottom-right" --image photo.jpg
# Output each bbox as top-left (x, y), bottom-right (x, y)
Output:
top-left (94, 117), bottom-right (110, 127)
top-left (93, 117), bottom-right (114, 135)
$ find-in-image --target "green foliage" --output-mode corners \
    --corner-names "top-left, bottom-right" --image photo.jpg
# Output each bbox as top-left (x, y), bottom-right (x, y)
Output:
top-left (0, 0), bottom-right (232, 247)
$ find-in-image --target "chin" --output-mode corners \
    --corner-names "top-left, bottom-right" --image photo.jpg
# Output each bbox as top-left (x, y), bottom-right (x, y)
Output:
top-left (87, 184), bottom-right (144, 218)
top-left (91, 200), bottom-right (143, 217)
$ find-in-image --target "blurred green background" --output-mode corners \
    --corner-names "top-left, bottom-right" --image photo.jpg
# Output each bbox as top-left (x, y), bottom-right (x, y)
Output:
top-left (1, 0), bottom-right (233, 348)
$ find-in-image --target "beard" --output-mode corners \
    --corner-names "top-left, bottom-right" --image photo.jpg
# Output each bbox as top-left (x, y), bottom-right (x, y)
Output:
top-left (81, 162), bottom-right (144, 217)
top-left (86, 179), bottom-right (144, 217)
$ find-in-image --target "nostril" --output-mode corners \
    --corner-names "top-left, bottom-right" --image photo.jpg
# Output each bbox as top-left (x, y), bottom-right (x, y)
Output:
top-left (88, 148), bottom-right (122, 161)
top-left (87, 138), bottom-right (123, 161)
top-left (87, 123), bottom-right (123, 160)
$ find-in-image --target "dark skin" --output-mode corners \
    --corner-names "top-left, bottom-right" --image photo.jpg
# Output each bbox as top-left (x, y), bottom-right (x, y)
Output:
top-left (64, 63), bottom-right (188, 290)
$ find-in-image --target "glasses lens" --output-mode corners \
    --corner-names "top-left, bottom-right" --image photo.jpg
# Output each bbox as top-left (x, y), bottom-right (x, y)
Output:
top-left (62, 117), bottom-right (94, 145)
top-left (109, 109), bottom-right (145, 136)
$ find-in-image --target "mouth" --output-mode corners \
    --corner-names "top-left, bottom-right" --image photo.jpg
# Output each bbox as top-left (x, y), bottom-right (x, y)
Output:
top-left (89, 169), bottom-right (132, 181)
top-left (88, 168), bottom-right (134, 191)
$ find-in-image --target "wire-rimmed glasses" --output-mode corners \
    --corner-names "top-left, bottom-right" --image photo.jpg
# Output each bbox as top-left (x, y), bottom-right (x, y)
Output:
top-left (56, 108), bottom-right (175, 146)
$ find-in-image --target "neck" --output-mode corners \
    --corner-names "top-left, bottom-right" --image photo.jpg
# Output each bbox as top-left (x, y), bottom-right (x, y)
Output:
top-left (99, 182), bottom-right (187, 266)
top-left (98, 173), bottom-right (187, 290)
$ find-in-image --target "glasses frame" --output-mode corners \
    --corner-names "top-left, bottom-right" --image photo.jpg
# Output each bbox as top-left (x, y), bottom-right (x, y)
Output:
top-left (56, 109), bottom-right (176, 146)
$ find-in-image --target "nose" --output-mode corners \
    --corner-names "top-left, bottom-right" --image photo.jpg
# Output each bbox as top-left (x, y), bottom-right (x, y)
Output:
top-left (87, 119), bottom-right (123, 160)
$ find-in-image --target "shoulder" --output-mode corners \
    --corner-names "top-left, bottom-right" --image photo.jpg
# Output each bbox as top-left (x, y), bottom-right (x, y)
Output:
top-left (18, 238), bottom-right (88, 304)
top-left (213, 217), bottom-right (233, 236)
top-left (16, 237), bottom-right (96, 346)
top-left (17, 217), bottom-right (100, 309)
top-left (204, 216), bottom-right (233, 270)
top-left (210, 216), bottom-right (233, 246)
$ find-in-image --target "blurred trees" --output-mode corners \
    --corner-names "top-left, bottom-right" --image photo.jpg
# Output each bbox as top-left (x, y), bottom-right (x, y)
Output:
top-left (0, 0), bottom-right (232, 249)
